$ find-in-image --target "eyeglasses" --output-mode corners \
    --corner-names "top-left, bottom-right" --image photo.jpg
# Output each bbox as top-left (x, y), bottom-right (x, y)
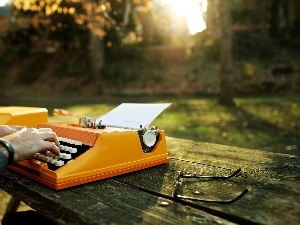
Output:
top-left (173, 168), bottom-right (249, 203)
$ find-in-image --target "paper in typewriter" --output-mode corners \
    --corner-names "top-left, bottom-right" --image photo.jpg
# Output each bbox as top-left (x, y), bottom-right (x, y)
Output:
top-left (95, 103), bottom-right (171, 129)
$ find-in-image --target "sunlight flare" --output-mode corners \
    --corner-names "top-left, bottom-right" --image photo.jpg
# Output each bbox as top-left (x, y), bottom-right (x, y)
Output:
top-left (0, 0), bottom-right (9, 7)
top-left (162, 0), bottom-right (207, 35)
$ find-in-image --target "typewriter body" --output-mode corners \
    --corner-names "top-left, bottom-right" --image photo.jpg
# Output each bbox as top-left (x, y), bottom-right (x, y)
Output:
top-left (2, 104), bottom-right (170, 190)
top-left (0, 106), bottom-right (48, 127)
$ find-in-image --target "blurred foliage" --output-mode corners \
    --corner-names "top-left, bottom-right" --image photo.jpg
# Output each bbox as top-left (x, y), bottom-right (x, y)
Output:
top-left (188, 0), bottom-right (300, 95)
top-left (0, 0), bottom-right (299, 96)
top-left (1, 0), bottom-right (153, 51)
top-left (201, 0), bottom-right (300, 59)
top-left (1, 0), bottom-right (299, 54)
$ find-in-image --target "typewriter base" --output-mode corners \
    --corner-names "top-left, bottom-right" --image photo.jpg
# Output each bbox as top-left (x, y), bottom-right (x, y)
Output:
top-left (8, 158), bottom-right (169, 190)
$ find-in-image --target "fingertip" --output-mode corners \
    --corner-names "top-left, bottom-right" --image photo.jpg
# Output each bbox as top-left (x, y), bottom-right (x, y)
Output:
top-left (54, 144), bottom-right (61, 155)
top-left (44, 142), bottom-right (60, 155)
top-left (49, 143), bottom-right (60, 155)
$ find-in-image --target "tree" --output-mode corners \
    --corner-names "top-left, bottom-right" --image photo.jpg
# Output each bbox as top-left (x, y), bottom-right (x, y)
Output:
top-left (204, 0), bottom-right (233, 103)
top-left (11, 0), bottom-right (104, 83)
top-left (10, 0), bottom-right (155, 84)
top-left (219, 0), bottom-right (233, 105)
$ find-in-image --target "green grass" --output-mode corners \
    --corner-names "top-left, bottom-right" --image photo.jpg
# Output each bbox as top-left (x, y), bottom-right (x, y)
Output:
top-left (2, 95), bottom-right (299, 156)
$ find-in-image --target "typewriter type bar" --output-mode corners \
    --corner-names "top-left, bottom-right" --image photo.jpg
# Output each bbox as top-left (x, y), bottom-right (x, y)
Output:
top-left (8, 122), bottom-right (169, 190)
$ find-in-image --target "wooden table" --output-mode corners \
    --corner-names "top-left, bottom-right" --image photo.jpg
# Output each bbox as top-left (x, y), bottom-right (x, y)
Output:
top-left (0, 137), bottom-right (299, 225)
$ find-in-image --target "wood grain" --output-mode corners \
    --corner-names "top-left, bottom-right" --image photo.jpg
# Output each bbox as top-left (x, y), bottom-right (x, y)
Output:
top-left (0, 137), bottom-right (299, 225)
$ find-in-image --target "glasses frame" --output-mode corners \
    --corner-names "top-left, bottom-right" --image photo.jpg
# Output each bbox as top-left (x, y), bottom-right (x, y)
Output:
top-left (173, 168), bottom-right (249, 203)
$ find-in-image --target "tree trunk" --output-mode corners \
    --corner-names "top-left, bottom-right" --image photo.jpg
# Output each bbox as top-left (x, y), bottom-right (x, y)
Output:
top-left (282, 0), bottom-right (290, 41)
top-left (219, 0), bottom-right (233, 105)
top-left (269, 0), bottom-right (280, 37)
top-left (89, 31), bottom-right (104, 86)
top-left (86, 0), bottom-right (105, 87)
top-left (123, 0), bottom-right (131, 29)
top-left (257, 0), bottom-right (268, 36)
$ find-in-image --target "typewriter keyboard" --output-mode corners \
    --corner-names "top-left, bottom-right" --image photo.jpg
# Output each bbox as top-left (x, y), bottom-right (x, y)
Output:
top-left (33, 137), bottom-right (90, 170)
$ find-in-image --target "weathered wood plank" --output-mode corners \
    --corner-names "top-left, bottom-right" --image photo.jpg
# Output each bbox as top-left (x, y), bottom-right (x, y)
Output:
top-left (0, 169), bottom-right (234, 225)
top-left (116, 159), bottom-right (300, 225)
top-left (166, 137), bottom-right (300, 195)
top-left (164, 137), bottom-right (300, 225)
top-left (0, 137), bottom-right (299, 225)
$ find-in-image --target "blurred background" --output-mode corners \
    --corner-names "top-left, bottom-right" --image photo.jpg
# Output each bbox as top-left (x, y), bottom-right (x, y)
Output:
top-left (0, 0), bottom-right (299, 156)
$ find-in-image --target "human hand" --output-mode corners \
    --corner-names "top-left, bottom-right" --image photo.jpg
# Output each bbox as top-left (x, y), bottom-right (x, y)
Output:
top-left (4, 128), bottom-right (60, 162)
top-left (0, 125), bottom-right (26, 137)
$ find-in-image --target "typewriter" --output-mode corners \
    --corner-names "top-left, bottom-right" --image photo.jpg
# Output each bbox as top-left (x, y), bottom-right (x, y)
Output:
top-left (0, 106), bottom-right (48, 127)
top-left (2, 103), bottom-right (171, 190)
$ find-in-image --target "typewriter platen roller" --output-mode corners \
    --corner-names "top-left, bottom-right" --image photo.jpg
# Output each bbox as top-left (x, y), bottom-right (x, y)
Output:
top-left (7, 103), bottom-right (171, 190)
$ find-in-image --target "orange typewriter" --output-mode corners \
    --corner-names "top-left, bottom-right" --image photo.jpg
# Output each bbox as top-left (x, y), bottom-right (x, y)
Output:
top-left (1, 103), bottom-right (171, 190)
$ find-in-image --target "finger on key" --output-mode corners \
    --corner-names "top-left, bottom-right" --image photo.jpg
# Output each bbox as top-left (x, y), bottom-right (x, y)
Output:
top-left (43, 141), bottom-right (60, 155)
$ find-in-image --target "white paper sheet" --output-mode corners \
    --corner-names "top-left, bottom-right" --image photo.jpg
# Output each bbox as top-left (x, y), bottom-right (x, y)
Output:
top-left (95, 103), bottom-right (171, 129)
